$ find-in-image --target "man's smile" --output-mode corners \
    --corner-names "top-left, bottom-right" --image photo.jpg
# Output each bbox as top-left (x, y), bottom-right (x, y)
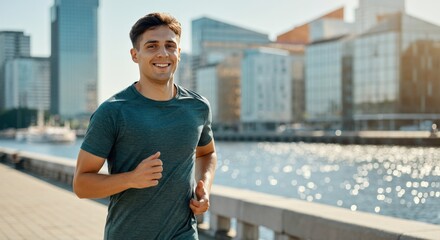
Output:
top-left (153, 63), bottom-right (171, 68)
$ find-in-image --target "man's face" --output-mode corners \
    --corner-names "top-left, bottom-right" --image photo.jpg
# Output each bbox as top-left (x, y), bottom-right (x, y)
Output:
top-left (130, 25), bottom-right (181, 84)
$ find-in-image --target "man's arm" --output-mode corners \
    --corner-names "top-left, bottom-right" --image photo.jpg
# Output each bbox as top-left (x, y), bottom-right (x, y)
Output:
top-left (73, 149), bottom-right (163, 199)
top-left (190, 139), bottom-right (217, 215)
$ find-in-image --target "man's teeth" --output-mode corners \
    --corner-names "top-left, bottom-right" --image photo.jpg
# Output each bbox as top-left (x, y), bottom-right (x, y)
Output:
top-left (154, 63), bottom-right (170, 67)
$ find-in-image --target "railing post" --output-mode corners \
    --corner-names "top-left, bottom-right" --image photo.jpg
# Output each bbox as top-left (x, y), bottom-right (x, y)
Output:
top-left (210, 213), bottom-right (231, 238)
top-left (235, 220), bottom-right (258, 240)
top-left (12, 153), bottom-right (23, 170)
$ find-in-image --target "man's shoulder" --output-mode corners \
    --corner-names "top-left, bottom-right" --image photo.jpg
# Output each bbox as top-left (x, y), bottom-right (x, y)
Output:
top-left (177, 85), bottom-right (210, 107)
top-left (96, 85), bottom-right (136, 113)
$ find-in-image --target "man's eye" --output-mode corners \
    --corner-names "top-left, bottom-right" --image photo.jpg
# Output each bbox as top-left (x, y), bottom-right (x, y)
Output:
top-left (147, 45), bottom-right (155, 49)
top-left (166, 44), bottom-right (176, 49)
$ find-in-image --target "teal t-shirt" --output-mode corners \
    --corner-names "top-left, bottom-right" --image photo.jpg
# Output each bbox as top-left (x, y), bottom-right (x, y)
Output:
top-left (81, 83), bottom-right (213, 240)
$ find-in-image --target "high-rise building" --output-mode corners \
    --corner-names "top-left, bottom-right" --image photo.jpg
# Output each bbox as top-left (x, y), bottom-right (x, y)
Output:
top-left (241, 48), bottom-right (294, 131)
top-left (191, 17), bottom-right (270, 92)
top-left (353, 13), bottom-right (440, 130)
top-left (281, 7), bottom-right (353, 129)
top-left (305, 36), bottom-right (352, 129)
top-left (0, 31), bottom-right (30, 110)
top-left (4, 57), bottom-right (50, 110)
top-left (50, 0), bottom-right (99, 118)
top-left (355, 0), bottom-right (405, 34)
top-left (174, 53), bottom-right (193, 90)
top-left (277, 7), bottom-right (350, 44)
top-left (196, 54), bottom-right (241, 130)
top-left (192, 17), bottom-right (270, 59)
top-left (196, 64), bottom-right (218, 122)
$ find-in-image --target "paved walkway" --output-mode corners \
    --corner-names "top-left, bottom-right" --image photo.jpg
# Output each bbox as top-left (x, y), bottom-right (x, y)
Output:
top-left (0, 164), bottom-right (106, 239)
top-left (0, 164), bottom-right (213, 240)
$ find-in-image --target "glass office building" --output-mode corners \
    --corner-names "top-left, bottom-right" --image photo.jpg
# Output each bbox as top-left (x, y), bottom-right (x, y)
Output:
top-left (196, 55), bottom-right (241, 130)
top-left (353, 13), bottom-right (440, 129)
top-left (0, 31), bottom-right (30, 110)
top-left (191, 17), bottom-right (270, 92)
top-left (192, 17), bottom-right (270, 57)
top-left (5, 57), bottom-right (50, 110)
top-left (50, 0), bottom-right (99, 118)
top-left (355, 0), bottom-right (405, 34)
top-left (241, 48), bottom-right (293, 130)
top-left (196, 64), bottom-right (219, 122)
top-left (174, 53), bottom-right (193, 90)
top-left (305, 36), bottom-right (349, 129)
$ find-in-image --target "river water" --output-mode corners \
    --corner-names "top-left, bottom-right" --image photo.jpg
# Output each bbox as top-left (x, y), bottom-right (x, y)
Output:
top-left (1, 139), bottom-right (439, 228)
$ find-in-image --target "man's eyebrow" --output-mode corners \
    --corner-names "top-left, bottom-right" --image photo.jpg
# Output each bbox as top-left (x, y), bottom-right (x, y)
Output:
top-left (143, 40), bottom-right (158, 45)
top-left (143, 40), bottom-right (177, 46)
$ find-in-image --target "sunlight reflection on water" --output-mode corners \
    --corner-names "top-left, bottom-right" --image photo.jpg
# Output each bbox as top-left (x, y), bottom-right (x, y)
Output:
top-left (214, 142), bottom-right (440, 226)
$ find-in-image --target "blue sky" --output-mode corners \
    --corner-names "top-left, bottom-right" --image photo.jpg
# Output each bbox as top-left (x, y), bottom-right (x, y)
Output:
top-left (1, 0), bottom-right (439, 102)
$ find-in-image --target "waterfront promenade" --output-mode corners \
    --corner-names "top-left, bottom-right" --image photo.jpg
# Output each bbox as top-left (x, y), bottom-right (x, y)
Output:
top-left (0, 163), bottom-right (106, 239)
top-left (1, 147), bottom-right (440, 239)
top-left (0, 163), bottom-right (213, 240)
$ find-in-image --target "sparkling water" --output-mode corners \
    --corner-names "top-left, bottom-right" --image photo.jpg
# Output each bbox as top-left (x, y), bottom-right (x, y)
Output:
top-left (1, 139), bottom-right (439, 233)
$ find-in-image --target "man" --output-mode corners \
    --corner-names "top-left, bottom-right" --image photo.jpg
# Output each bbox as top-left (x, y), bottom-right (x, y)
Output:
top-left (73, 12), bottom-right (217, 240)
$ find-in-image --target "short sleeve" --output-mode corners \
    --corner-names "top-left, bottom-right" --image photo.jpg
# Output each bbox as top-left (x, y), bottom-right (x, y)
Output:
top-left (81, 103), bottom-right (119, 159)
top-left (197, 100), bottom-right (213, 147)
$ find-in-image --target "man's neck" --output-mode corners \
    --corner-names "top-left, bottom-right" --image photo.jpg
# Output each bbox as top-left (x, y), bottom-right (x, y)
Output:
top-left (135, 79), bottom-right (176, 101)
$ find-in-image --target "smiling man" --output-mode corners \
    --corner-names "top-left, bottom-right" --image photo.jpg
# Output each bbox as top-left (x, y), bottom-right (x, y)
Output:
top-left (73, 13), bottom-right (217, 240)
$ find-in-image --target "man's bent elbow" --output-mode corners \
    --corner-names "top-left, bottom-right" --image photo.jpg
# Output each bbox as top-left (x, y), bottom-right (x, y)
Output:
top-left (72, 174), bottom-right (88, 199)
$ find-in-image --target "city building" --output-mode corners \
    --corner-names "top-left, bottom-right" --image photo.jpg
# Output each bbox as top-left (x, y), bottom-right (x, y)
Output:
top-left (196, 64), bottom-right (218, 124)
top-left (50, 0), bottom-right (99, 119)
top-left (281, 7), bottom-right (354, 129)
top-left (305, 35), bottom-right (353, 130)
top-left (192, 16), bottom-right (270, 61)
top-left (241, 48), bottom-right (295, 131)
top-left (174, 52), bottom-right (193, 90)
top-left (277, 7), bottom-right (350, 44)
top-left (353, 13), bottom-right (440, 130)
top-left (4, 57), bottom-right (50, 110)
top-left (355, 0), bottom-right (405, 34)
top-left (196, 54), bottom-right (241, 130)
top-left (191, 17), bottom-right (270, 91)
top-left (0, 31), bottom-right (30, 110)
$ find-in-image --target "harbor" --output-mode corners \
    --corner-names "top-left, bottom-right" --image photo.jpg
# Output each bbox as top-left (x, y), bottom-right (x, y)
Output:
top-left (215, 130), bottom-right (440, 146)
top-left (1, 137), bottom-right (440, 239)
top-left (0, 147), bottom-right (439, 239)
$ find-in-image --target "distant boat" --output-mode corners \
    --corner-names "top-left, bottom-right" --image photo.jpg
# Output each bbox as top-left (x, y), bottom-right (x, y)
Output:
top-left (15, 110), bottom-right (76, 143)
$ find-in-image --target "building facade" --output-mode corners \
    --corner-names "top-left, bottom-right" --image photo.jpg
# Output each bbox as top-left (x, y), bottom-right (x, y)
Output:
top-left (305, 36), bottom-right (349, 129)
top-left (355, 0), bottom-right (405, 34)
top-left (4, 57), bottom-right (50, 110)
top-left (191, 17), bottom-right (270, 92)
top-left (241, 48), bottom-right (293, 131)
top-left (50, 0), bottom-right (99, 118)
top-left (174, 52), bottom-right (193, 90)
top-left (196, 64), bottom-right (218, 122)
top-left (353, 13), bottom-right (440, 130)
top-left (192, 17), bottom-right (270, 58)
top-left (0, 31), bottom-right (30, 110)
top-left (196, 55), bottom-right (241, 130)
top-left (277, 7), bottom-right (346, 45)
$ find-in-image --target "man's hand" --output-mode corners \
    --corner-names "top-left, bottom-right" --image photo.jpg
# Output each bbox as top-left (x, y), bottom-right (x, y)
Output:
top-left (129, 152), bottom-right (163, 188)
top-left (190, 180), bottom-right (210, 215)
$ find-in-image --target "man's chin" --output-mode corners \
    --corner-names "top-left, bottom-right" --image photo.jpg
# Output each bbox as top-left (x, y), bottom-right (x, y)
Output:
top-left (152, 77), bottom-right (173, 84)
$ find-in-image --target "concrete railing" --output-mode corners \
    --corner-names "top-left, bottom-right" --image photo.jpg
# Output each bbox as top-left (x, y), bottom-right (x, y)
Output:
top-left (1, 147), bottom-right (439, 240)
top-left (0, 147), bottom-right (78, 185)
top-left (207, 185), bottom-right (440, 240)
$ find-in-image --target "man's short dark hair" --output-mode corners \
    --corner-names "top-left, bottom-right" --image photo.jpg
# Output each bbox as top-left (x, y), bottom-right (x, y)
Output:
top-left (130, 12), bottom-right (182, 49)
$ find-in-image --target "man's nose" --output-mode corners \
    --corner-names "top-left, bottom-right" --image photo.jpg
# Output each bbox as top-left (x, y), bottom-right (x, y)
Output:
top-left (157, 46), bottom-right (169, 57)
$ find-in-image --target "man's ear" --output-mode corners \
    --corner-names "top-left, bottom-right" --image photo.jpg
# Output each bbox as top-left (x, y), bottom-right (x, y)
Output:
top-left (130, 48), bottom-right (138, 63)
top-left (177, 47), bottom-right (181, 62)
